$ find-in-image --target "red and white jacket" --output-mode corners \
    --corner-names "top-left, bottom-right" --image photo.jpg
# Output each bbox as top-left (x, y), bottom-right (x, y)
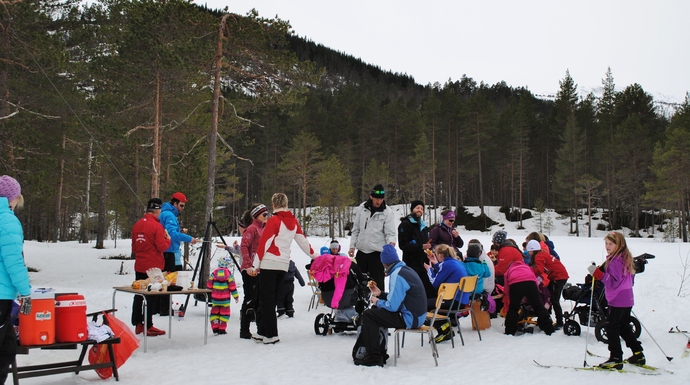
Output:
top-left (254, 209), bottom-right (317, 271)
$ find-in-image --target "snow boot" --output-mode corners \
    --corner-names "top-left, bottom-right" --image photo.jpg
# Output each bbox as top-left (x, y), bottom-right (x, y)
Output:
top-left (626, 351), bottom-right (646, 366)
top-left (597, 357), bottom-right (623, 370)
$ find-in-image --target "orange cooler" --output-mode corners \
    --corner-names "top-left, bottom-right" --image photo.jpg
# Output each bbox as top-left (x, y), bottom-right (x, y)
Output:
top-left (55, 294), bottom-right (87, 342)
top-left (19, 289), bottom-right (55, 346)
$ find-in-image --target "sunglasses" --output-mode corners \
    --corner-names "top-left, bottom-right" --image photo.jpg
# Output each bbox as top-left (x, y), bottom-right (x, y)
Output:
top-left (178, 204), bottom-right (185, 208)
top-left (262, 213), bottom-right (270, 217)
top-left (447, 219), bottom-right (454, 223)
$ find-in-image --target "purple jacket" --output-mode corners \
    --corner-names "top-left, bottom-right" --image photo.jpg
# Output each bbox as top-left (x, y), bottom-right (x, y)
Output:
top-left (429, 223), bottom-right (464, 250)
top-left (601, 254), bottom-right (635, 307)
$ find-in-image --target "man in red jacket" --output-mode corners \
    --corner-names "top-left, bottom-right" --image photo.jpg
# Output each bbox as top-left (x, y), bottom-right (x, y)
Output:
top-left (131, 198), bottom-right (171, 336)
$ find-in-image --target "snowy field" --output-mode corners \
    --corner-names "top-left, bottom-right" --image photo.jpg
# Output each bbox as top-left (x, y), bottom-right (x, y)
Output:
top-left (17, 206), bottom-right (690, 384)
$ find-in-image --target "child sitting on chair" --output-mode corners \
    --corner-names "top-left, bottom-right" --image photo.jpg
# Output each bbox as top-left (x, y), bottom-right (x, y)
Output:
top-left (207, 256), bottom-right (239, 335)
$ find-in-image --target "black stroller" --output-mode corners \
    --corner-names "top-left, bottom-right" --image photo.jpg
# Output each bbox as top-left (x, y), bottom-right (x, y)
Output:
top-left (310, 260), bottom-right (371, 335)
top-left (562, 253), bottom-right (653, 342)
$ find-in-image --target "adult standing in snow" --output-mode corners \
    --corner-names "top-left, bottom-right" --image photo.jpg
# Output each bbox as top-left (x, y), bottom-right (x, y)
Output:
top-left (130, 198), bottom-right (171, 337)
top-left (229, 204), bottom-right (268, 339)
top-left (398, 200), bottom-right (435, 299)
top-left (252, 193), bottom-right (317, 344)
top-left (588, 232), bottom-right (645, 369)
top-left (348, 184), bottom-right (397, 290)
top-left (158, 192), bottom-right (199, 316)
top-left (356, 244), bottom-right (427, 367)
top-left (0, 176), bottom-right (32, 384)
top-left (429, 209), bottom-right (464, 253)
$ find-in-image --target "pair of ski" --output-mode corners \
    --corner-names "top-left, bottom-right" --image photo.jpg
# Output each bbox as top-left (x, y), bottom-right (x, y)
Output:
top-left (535, 350), bottom-right (673, 375)
top-left (668, 326), bottom-right (690, 358)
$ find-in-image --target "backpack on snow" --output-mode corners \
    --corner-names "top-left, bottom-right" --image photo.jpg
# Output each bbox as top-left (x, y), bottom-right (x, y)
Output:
top-left (352, 325), bottom-right (388, 364)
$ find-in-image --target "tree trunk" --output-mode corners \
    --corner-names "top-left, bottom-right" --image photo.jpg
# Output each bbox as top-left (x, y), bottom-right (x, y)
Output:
top-left (81, 140), bottom-right (93, 243)
top-left (96, 172), bottom-right (107, 249)
top-left (53, 132), bottom-right (66, 242)
top-left (151, 72), bottom-right (162, 198)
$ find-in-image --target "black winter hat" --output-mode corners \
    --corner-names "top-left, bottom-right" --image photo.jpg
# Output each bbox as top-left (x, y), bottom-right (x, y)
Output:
top-left (371, 184), bottom-right (385, 198)
top-left (410, 200), bottom-right (424, 212)
top-left (466, 244), bottom-right (482, 259)
top-left (147, 198), bottom-right (163, 210)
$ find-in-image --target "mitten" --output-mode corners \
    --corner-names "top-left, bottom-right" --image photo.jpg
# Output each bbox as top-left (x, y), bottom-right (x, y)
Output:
top-left (19, 295), bottom-right (32, 315)
top-left (587, 264), bottom-right (597, 275)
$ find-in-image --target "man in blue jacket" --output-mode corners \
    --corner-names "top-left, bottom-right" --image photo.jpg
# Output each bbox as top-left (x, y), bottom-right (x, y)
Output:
top-left (355, 244), bottom-right (426, 367)
top-left (158, 192), bottom-right (198, 315)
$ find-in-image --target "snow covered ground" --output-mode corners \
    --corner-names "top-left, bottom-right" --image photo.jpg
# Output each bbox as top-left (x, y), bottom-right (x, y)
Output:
top-left (17, 206), bottom-right (690, 384)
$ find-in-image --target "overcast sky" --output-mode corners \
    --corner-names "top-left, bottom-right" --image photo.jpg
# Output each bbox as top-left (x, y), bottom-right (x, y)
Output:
top-left (195, 0), bottom-right (688, 102)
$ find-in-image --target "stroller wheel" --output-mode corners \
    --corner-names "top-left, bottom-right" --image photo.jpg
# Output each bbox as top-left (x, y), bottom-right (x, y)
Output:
top-left (595, 320), bottom-right (608, 343)
top-left (563, 320), bottom-right (581, 336)
top-left (314, 313), bottom-right (330, 336)
top-left (595, 316), bottom-right (641, 343)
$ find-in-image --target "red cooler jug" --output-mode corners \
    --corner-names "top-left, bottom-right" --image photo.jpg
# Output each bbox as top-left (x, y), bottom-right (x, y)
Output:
top-left (55, 294), bottom-right (87, 342)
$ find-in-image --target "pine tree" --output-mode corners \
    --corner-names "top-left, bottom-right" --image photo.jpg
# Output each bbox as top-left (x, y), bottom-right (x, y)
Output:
top-left (315, 155), bottom-right (354, 238)
top-left (278, 131), bottom-right (323, 220)
top-left (554, 112), bottom-right (586, 235)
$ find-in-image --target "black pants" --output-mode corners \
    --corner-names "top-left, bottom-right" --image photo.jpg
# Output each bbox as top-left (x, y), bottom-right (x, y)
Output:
top-left (160, 252), bottom-right (181, 316)
top-left (360, 308), bottom-right (406, 355)
top-left (505, 281), bottom-right (554, 335)
top-left (240, 270), bottom-right (258, 333)
top-left (256, 269), bottom-right (286, 339)
top-left (405, 260), bottom-right (436, 299)
top-left (606, 306), bottom-right (642, 360)
top-left (355, 251), bottom-right (384, 290)
top-left (131, 271), bottom-right (158, 328)
top-left (276, 281), bottom-right (295, 315)
top-left (0, 301), bottom-right (17, 385)
top-left (549, 279), bottom-right (567, 324)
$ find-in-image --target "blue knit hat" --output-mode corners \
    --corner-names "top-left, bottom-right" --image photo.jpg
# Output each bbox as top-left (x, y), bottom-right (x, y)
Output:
top-left (320, 246), bottom-right (330, 255)
top-left (492, 230), bottom-right (508, 245)
top-left (218, 256), bottom-right (232, 268)
top-left (380, 244), bottom-right (400, 265)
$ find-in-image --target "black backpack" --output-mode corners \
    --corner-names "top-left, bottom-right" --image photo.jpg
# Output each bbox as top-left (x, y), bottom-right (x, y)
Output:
top-left (352, 325), bottom-right (388, 364)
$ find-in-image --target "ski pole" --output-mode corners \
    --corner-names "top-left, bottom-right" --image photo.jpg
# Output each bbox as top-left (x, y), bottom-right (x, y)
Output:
top-left (583, 265), bottom-right (597, 367)
top-left (631, 310), bottom-right (673, 361)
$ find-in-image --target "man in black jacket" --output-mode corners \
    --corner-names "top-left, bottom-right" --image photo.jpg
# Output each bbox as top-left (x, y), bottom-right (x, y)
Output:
top-left (398, 200), bottom-right (435, 299)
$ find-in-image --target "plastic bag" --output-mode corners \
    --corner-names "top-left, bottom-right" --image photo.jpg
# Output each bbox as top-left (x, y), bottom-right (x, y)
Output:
top-left (88, 311), bottom-right (140, 379)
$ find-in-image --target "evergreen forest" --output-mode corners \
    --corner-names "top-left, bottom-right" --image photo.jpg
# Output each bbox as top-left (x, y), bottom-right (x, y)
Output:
top-left (3, 0), bottom-right (690, 244)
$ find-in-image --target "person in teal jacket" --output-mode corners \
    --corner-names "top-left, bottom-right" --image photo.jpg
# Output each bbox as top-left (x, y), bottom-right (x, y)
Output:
top-left (0, 175), bottom-right (32, 384)
top-left (463, 243), bottom-right (492, 295)
top-left (158, 192), bottom-right (198, 316)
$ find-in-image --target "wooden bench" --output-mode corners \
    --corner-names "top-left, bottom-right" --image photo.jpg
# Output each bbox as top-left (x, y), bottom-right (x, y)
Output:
top-left (11, 309), bottom-right (122, 384)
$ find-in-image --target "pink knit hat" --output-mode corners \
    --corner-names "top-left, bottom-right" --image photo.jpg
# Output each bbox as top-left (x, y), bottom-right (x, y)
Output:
top-left (0, 175), bottom-right (21, 202)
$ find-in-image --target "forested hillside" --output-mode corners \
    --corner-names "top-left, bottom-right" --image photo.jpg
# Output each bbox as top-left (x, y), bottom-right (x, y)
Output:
top-left (2, 0), bottom-right (689, 243)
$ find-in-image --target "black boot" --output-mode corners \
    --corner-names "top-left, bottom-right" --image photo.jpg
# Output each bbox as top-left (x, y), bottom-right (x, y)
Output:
top-left (626, 351), bottom-right (645, 366)
top-left (597, 357), bottom-right (623, 370)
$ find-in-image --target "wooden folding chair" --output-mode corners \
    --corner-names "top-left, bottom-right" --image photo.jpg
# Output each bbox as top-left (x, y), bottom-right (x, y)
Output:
top-left (450, 275), bottom-right (482, 345)
top-left (393, 282), bottom-right (459, 366)
top-left (307, 271), bottom-right (321, 311)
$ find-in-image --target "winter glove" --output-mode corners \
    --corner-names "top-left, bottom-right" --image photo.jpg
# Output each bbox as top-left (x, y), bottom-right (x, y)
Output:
top-left (19, 295), bottom-right (32, 315)
top-left (587, 264), bottom-right (605, 280)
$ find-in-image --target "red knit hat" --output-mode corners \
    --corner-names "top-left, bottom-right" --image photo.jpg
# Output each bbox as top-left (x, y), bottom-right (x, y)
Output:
top-left (171, 192), bottom-right (187, 203)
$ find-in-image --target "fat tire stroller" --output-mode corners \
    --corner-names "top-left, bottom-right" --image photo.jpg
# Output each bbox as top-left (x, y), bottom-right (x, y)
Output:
top-left (311, 260), bottom-right (371, 336)
top-left (561, 253), bottom-right (652, 342)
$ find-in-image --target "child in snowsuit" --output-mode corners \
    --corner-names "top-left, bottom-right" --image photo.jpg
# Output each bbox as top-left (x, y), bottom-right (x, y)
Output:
top-left (207, 256), bottom-right (239, 334)
top-left (277, 260), bottom-right (306, 317)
